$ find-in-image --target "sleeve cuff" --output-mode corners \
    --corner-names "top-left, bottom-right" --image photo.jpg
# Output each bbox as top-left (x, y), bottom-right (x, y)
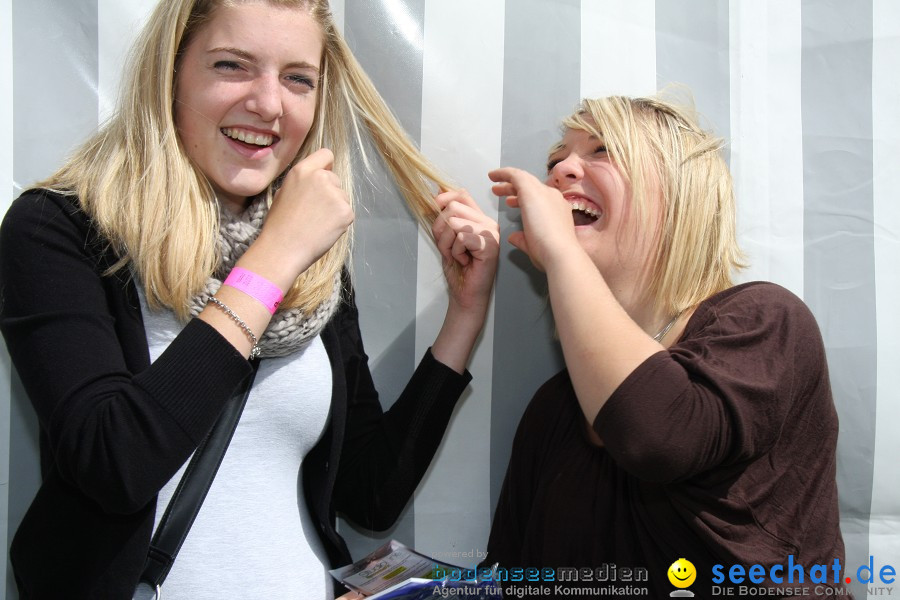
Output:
top-left (424, 346), bottom-right (473, 386)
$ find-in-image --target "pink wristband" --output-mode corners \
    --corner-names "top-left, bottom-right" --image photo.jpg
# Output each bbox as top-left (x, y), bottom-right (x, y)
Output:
top-left (223, 267), bottom-right (284, 315)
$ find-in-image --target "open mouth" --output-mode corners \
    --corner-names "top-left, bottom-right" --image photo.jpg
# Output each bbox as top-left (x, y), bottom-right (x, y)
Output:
top-left (221, 127), bottom-right (278, 149)
top-left (570, 200), bottom-right (601, 226)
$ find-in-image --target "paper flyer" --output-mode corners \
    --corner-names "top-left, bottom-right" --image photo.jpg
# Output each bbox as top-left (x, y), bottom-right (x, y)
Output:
top-left (329, 540), bottom-right (460, 597)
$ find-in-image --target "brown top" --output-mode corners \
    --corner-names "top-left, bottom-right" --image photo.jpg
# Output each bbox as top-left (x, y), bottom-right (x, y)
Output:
top-left (484, 282), bottom-right (849, 599)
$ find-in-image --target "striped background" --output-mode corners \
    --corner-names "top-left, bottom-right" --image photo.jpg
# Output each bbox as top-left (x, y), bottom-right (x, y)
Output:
top-left (2, 1), bottom-right (898, 598)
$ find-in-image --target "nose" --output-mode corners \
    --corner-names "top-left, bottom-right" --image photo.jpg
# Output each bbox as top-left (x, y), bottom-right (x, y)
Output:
top-left (547, 153), bottom-right (584, 188)
top-left (245, 73), bottom-right (283, 121)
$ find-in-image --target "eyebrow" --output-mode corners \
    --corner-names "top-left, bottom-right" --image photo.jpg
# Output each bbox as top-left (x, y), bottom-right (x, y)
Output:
top-left (550, 132), bottom-right (606, 152)
top-left (549, 142), bottom-right (567, 156)
top-left (208, 47), bottom-right (320, 73)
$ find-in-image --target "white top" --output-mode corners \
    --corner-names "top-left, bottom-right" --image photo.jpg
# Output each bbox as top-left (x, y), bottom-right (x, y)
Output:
top-left (135, 287), bottom-right (334, 599)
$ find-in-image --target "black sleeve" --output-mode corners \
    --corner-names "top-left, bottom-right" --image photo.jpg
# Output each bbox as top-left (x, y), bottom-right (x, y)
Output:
top-left (595, 283), bottom-right (826, 483)
top-left (0, 191), bottom-right (252, 514)
top-left (331, 281), bottom-right (472, 530)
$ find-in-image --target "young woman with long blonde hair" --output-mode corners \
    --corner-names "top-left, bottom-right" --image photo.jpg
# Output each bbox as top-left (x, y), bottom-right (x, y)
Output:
top-left (0, 1), bottom-right (498, 598)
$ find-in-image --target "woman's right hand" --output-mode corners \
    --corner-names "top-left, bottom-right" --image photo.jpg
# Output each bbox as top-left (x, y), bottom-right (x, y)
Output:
top-left (203, 148), bottom-right (352, 358)
top-left (488, 166), bottom-right (579, 272)
top-left (246, 148), bottom-right (354, 291)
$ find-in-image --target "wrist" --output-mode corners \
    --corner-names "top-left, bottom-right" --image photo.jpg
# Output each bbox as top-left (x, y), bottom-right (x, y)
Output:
top-left (223, 267), bottom-right (284, 314)
top-left (541, 238), bottom-right (587, 273)
top-left (446, 296), bottom-right (490, 329)
top-left (236, 244), bottom-right (306, 294)
top-left (430, 302), bottom-right (489, 374)
top-left (440, 302), bottom-right (485, 347)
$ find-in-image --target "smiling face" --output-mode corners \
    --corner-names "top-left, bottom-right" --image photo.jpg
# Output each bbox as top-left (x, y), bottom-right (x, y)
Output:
top-left (545, 127), bottom-right (661, 301)
top-left (174, 2), bottom-right (323, 212)
top-left (667, 558), bottom-right (697, 588)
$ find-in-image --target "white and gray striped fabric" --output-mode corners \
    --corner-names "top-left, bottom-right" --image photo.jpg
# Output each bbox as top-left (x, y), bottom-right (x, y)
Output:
top-left (2, 2), bottom-right (898, 599)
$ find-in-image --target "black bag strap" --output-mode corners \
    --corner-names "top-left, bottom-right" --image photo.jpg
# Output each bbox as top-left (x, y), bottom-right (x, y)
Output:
top-left (139, 358), bottom-right (261, 591)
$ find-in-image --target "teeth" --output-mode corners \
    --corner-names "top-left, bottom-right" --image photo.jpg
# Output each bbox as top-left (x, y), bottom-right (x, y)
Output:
top-left (222, 127), bottom-right (274, 147)
top-left (570, 201), bottom-right (601, 218)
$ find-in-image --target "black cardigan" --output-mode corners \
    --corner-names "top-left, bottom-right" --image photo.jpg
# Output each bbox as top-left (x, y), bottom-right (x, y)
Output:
top-left (0, 190), bottom-right (471, 599)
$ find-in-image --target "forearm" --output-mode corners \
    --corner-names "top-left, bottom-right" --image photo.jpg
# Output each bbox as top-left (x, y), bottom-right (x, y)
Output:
top-left (334, 347), bottom-right (471, 529)
top-left (196, 275), bottom-right (276, 360)
top-left (196, 237), bottom-right (320, 359)
top-left (430, 301), bottom-right (489, 374)
top-left (544, 250), bottom-right (663, 424)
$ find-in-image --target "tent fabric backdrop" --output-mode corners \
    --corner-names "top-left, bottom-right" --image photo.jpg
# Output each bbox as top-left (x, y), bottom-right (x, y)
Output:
top-left (1, 1), bottom-right (898, 598)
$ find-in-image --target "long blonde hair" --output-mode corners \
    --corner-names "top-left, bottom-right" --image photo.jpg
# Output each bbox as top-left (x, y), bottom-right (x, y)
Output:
top-left (561, 95), bottom-right (746, 316)
top-left (37, 0), bottom-right (450, 319)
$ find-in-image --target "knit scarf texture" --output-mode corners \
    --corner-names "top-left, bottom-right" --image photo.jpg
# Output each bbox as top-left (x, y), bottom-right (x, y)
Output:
top-left (188, 196), bottom-right (341, 358)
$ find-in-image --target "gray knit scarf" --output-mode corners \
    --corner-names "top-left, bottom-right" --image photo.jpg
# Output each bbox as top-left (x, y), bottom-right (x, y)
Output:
top-left (188, 196), bottom-right (341, 358)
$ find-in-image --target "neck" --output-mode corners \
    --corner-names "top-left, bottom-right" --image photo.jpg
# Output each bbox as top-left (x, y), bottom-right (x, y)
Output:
top-left (220, 197), bottom-right (250, 215)
top-left (603, 268), bottom-right (683, 344)
top-left (616, 289), bottom-right (683, 344)
top-left (607, 280), bottom-right (661, 335)
top-left (215, 188), bottom-right (251, 215)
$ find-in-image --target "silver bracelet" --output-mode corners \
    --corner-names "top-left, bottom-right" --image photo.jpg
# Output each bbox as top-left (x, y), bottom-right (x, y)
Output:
top-left (208, 295), bottom-right (261, 359)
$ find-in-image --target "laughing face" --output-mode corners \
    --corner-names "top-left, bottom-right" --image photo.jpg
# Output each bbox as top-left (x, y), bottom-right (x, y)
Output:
top-left (174, 2), bottom-right (324, 212)
top-left (545, 127), bottom-right (660, 294)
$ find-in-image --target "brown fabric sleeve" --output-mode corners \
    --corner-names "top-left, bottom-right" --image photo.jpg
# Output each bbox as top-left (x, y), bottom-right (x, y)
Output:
top-left (594, 283), bottom-right (826, 483)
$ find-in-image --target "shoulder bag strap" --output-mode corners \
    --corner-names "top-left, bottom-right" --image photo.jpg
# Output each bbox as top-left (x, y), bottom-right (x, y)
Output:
top-left (139, 358), bottom-right (261, 593)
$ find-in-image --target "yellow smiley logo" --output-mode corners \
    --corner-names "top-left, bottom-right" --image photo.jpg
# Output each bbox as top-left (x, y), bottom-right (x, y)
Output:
top-left (668, 558), bottom-right (696, 588)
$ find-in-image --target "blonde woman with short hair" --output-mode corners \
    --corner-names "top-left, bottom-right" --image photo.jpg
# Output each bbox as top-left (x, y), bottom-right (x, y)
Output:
top-left (483, 95), bottom-right (848, 598)
top-left (0, 1), bottom-right (498, 598)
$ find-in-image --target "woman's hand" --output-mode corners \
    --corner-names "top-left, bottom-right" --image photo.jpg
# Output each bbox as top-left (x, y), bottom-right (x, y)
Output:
top-left (488, 167), bottom-right (579, 272)
top-left (432, 189), bottom-right (500, 314)
top-left (201, 148), bottom-right (352, 359)
top-left (245, 148), bottom-right (354, 291)
top-left (429, 189), bottom-right (500, 373)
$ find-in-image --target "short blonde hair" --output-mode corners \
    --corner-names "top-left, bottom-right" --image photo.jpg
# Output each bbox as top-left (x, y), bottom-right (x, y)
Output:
top-left (560, 94), bottom-right (746, 315)
top-left (38, 0), bottom-right (449, 319)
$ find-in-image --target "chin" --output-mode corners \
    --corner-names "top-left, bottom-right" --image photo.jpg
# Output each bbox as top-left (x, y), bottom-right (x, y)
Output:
top-left (220, 179), bottom-right (273, 200)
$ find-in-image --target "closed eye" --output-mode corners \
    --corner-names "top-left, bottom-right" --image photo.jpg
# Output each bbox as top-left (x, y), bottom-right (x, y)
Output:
top-left (213, 60), bottom-right (243, 72)
top-left (286, 73), bottom-right (316, 90)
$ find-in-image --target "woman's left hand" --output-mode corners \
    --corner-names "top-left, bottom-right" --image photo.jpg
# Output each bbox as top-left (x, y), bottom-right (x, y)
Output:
top-left (431, 189), bottom-right (500, 315)
top-left (428, 189), bottom-right (500, 373)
